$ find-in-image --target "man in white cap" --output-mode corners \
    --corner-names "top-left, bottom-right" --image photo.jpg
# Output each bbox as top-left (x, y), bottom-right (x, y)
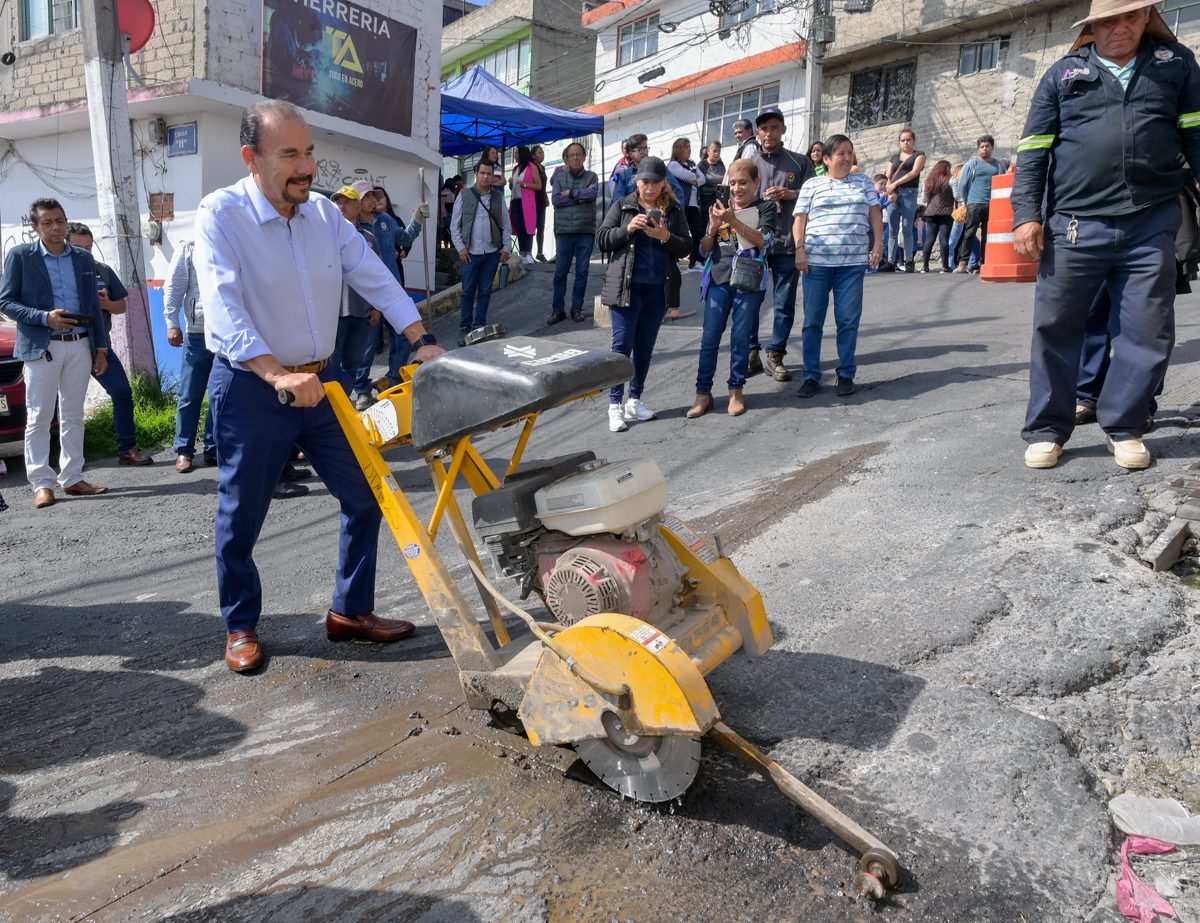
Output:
top-left (1014, 0), bottom-right (1200, 470)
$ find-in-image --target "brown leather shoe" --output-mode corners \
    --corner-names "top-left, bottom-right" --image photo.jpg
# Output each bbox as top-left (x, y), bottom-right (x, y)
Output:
top-left (175, 454), bottom-right (195, 473)
top-left (727, 389), bottom-right (746, 416)
top-left (203, 452), bottom-right (218, 466)
top-left (326, 610), bottom-right (415, 643)
top-left (64, 480), bottom-right (109, 496)
top-left (118, 449), bottom-right (154, 466)
top-left (33, 488), bottom-right (55, 509)
top-left (225, 630), bottom-right (263, 672)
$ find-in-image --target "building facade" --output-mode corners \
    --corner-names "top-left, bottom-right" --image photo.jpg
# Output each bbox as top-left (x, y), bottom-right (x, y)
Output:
top-left (819, 0), bottom-right (1200, 178)
top-left (0, 0), bottom-right (443, 294)
top-left (580, 0), bottom-right (808, 180)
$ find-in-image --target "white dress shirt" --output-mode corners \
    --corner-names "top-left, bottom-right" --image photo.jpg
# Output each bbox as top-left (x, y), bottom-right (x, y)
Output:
top-left (194, 176), bottom-right (422, 366)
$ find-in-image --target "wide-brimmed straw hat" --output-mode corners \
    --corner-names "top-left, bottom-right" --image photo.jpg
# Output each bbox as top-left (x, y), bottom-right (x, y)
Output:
top-left (1070, 0), bottom-right (1175, 51)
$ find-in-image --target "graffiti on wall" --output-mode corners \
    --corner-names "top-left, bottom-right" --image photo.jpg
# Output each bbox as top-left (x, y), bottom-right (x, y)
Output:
top-left (315, 159), bottom-right (388, 191)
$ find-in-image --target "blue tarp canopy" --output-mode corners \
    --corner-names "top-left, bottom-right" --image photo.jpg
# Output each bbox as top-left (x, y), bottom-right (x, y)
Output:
top-left (440, 66), bottom-right (604, 156)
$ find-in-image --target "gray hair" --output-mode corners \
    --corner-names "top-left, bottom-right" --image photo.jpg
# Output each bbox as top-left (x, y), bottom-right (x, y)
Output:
top-left (240, 100), bottom-right (305, 153)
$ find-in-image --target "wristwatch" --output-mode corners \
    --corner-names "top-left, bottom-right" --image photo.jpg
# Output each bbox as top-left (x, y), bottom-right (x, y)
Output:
top-left (412, 333), bottom-right (438, 348)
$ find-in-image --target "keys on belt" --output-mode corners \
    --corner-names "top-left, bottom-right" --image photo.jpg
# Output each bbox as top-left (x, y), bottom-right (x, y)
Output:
top-left (281, 358), bottom-right (329, 374)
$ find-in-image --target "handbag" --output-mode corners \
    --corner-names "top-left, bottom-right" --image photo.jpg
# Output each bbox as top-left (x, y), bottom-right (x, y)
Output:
top-left (730, 252), bottom-right (765, 293)
top-left (951, 203), bottom-right (967, 224)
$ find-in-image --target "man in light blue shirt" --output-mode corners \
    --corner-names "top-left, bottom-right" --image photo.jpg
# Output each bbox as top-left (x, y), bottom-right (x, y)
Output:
top-left (194, 100), bottom-right (444, 674)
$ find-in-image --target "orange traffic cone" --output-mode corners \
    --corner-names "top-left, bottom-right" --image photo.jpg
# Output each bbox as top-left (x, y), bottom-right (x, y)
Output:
top-left (980, 169), bottom-right (1038, 283)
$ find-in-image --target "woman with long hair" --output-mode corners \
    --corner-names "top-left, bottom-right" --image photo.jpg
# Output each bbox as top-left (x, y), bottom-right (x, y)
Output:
top-left (596, 156), bottom-right (692, 432)
top-left (531, 145), bottom-right (551, 262)
top-left (509, 145), bottom-right (541, 267)
top-left (808, 142), bottom-right (826, 177)
top-left (667, 137), bottom-right (706, 271)
top-left (687, 158), bottom-right (775, 419)
top-left (920, 161), bottom-right (955, 273)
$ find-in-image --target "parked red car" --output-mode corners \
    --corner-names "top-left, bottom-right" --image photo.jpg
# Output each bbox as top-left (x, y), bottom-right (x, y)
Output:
top-left (0, 318), bottom-right (27, 454)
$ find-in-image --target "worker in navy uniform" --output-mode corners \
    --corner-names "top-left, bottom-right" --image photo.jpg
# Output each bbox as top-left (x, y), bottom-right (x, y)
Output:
top-left (193, 100), bottom-right (444, 673)
top-left (1014, 0), bottom-right (1200, 470)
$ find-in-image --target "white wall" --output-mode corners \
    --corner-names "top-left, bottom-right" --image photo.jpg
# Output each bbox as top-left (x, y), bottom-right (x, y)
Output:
top-left (1, 111), bottom-right (433, 291)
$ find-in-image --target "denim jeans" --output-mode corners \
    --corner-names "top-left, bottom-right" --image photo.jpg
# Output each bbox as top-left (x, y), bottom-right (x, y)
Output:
top-left (696, 282), bottom-right (765, 393)
top-left (1023, 198), bottom-right (1180, 443)
top-left (801, 263), bottom-right (868, 382)
top-left (609, 283), bottom-right (668, 404)
top-left (331, 315), bottom-right (374, 396)
top-left (92, 345), bottom-right (137, 454)
top-left (460, 249), bottom-right (502, 327)
top-left (948, 221), bottom-right (980, 269)
top-left (552, 233), bottom-right (594, 313)
top-left (748, 253), bottom-right (800, 355)
top-left (173, 332), bottom-right (215, 457)
top-left (888, 187), bottom-right (918, 264)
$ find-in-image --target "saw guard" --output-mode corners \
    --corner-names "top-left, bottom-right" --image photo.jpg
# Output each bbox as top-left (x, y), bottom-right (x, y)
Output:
top-left (518, 613), bottom-right (720, 748)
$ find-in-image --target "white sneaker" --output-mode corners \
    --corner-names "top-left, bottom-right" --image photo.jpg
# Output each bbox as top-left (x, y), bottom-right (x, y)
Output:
top-left (608, 404), bottom-right (628, 432)
top-left (522, 254), bottom-right (535, 267)
top-left (623, 398), bottom-right (656, 422)
top-left (1107, 436), bottom-right (1151, 470)
top-left (1024, 441), bottom-right (1063, 469)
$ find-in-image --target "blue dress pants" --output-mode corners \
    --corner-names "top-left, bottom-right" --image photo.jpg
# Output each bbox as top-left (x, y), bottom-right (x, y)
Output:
top-left (552, 233), bottom-right (594, 313)
top-left (609, 282), bottom-right (668, 404)
top-left (696, 282), bottom-right (764, 393)
top-left (210, 359), bottom-right (382, 633)
top-left (92, 346), bottom-right (136, 454)
top-left (460, 250), bottom-right (502, 328)
top-left (748, 253), bottom-right (800, 355)
top-left (331, 315), bottom-right (373, 396)
top-left (1023, 198), bottom-right (1180, 444)
top-left (172, 332), bottom-right (216, 457)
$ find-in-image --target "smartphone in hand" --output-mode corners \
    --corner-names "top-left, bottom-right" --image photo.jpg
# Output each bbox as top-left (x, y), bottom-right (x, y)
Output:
top-left (645, 208), bottom-right (663, 227)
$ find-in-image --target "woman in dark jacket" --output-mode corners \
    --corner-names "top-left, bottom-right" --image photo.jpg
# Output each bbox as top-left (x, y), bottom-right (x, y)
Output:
top-left (596, 156), bottom-right (692, 433)
top-left (920, 159), bottom-right (955, 273)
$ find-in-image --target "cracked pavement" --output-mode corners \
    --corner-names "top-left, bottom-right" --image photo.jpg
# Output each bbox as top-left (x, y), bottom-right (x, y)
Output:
top-left (1, 264), bottom-right (1198, 921)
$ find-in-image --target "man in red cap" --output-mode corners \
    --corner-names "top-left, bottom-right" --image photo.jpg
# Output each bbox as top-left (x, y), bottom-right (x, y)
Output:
top-left (1014, 0), bottom-right (1200, 471)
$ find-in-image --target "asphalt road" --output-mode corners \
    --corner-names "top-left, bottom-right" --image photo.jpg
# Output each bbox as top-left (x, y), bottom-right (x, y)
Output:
top-left (1, 258), bottom-right (1198, 922)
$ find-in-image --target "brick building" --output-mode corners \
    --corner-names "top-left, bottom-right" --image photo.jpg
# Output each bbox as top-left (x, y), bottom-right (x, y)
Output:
top-left (0, 0), bottom-right (443, 290)
top-left (820, 0), bottom-right (1200, 177)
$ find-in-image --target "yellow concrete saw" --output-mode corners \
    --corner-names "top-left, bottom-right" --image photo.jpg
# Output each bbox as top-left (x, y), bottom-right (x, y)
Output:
top-left (322, 332), bottom-right (902, 899)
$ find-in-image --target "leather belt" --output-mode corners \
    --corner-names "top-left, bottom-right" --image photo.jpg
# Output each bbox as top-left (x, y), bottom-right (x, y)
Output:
top-left (282, 358), bottom-right (329, 374)
top-left (50, 332), bottom-right (88, 341)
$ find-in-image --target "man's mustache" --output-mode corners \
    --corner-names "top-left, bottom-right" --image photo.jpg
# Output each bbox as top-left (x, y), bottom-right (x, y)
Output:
top-left (287, 176), bottom-right (313, 184)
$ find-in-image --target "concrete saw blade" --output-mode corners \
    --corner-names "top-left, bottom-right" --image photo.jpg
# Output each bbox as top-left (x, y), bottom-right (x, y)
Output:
top-left (574, 713), bottom-right (701, 803)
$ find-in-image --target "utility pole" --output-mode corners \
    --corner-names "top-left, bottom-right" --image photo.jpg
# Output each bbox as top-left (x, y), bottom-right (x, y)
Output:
top-left (805, 0), bottom-right (833, 150)
top-left (79, 0), bottom-right (156, 377)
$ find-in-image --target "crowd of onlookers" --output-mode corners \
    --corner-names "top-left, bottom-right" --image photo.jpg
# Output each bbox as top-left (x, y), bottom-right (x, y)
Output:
top-left (433, 110), bottom-right (1013, 433)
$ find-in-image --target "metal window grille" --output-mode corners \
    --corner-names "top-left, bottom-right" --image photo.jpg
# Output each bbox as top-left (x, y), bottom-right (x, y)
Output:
top-left (848, 61), bottom-right (915, 131)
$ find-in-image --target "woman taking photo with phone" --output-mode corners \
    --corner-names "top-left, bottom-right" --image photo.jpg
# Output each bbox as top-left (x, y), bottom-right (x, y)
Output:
top-left (596, 156), bottom-right (692, 433)
top-left (687, 159), bottom-right (775, 418)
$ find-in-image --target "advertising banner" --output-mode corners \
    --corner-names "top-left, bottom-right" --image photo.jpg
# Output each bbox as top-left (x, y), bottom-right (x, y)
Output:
top-left (262, 0), bottom-right (416, 136)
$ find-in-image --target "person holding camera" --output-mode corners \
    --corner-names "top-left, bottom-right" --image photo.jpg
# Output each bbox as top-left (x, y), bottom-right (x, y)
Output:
top-left (687, 158), bottom-right (776, 419)
top-left (596, 156), bottom-right (693, 432)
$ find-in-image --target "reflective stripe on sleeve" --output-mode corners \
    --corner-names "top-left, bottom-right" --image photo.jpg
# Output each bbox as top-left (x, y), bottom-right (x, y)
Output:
top-left (1017, 134), bottom-right (1056, 152)
top-left (1178, 112), bottom-right (1200, 129)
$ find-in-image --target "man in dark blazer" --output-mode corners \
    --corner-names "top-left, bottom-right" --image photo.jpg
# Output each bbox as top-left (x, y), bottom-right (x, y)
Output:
top-left (0, 197), bottom-right (110, 508)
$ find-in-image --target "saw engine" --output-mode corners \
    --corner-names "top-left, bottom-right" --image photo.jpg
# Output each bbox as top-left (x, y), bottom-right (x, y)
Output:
top-left (472, 453), bottom-right (687, 627)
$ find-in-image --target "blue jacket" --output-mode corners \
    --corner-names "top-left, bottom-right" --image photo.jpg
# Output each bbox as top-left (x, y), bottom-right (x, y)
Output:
top-left (0, 242), bottom-right (108, 361)
top-left (1013, 37), bottom-right (1200, 227)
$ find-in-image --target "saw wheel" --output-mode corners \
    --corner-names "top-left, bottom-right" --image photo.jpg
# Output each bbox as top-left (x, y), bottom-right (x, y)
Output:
top-left (575, 710), bottom-right (701, 803)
